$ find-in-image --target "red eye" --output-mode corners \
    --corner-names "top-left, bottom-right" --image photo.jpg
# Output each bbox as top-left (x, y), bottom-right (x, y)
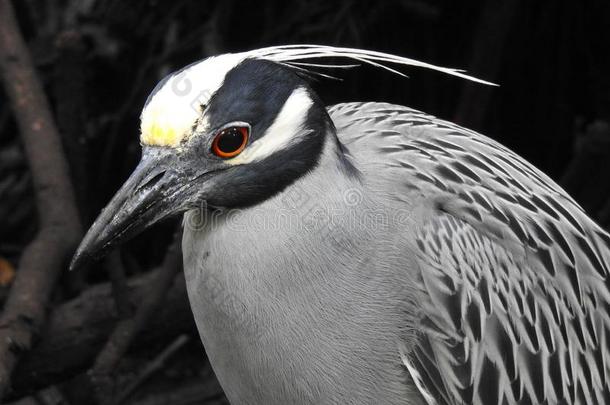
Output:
top-left (211, 126), bottom-right (249, 158)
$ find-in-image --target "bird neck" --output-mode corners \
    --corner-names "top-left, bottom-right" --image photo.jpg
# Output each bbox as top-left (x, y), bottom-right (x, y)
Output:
top-left (269, 125), bottom-right (362, 223)
top-left (323, 125), bottom-right (359, 180)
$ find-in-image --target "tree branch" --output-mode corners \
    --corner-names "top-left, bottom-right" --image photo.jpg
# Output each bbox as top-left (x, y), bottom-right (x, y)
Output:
top-left (89, 232), bottom-right (182, 402)
top-left (10, 271), bottom-right (193, 398)
top-left (0, 0), bottom-right (82, 398)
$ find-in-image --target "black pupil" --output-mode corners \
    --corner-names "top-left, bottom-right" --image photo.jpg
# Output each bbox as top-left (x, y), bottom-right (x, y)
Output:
top-left (218, 128), bottom-right (244, 153)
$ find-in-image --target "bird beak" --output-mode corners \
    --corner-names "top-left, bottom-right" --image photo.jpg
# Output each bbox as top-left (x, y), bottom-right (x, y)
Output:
top-left (70, 148), bottom-right (189, 270)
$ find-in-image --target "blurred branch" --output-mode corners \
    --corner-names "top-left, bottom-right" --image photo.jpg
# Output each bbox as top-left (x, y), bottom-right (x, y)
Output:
top-left (10, 268), bottom-right (192, 397)
top-left (114, 334), bottom-right (190, 404)
top-left (105, 252), bottom-right (133, 318)
top-left (7, 386), bottom-right (68, 405)
top-left (0, 0), bottom-right (82, 399)
top-left (53, 30), bottom-right (87, 215)
top-left (98, 0), bottom-right (189, 192)
top-left (128, 377), bottom-right (226, 405)
top-left (89, 233), bottom-right (182, 403)
top-left (9, 375), bottom-right (226, 405)
top-left (7, 397), bottom-right (38, 405)
top-left (52, 30), bottom-right (90, 294)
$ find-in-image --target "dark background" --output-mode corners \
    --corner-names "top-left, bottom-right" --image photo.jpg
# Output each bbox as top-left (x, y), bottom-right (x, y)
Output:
top-left (1, 1), bottom-right (609, 404)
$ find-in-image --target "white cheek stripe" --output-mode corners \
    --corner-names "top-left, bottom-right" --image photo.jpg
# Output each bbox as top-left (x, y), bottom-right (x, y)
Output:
top-left (227, 87), bottom-right (313, 165)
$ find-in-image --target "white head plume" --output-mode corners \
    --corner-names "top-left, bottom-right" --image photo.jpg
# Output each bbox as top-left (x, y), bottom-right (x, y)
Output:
top-left (248, 44), bottom-right (496, 85)
top-left (140, 44), bottom-right (495, 148)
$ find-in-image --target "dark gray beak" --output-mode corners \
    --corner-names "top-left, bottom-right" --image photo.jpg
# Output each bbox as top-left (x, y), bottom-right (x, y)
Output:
top-left (70, 149), bottom-right (188, 270)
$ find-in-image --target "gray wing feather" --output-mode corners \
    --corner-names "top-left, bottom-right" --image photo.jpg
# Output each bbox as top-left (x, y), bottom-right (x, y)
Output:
top-left (329, 102), bottom-right (610, 405)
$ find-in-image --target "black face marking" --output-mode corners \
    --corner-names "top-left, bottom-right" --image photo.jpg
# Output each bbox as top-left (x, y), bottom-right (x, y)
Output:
top-left (199, 59), bottom-right (334, 209)
top-left (206, 101), bottom-right (330, 209)
top-left (205, 59), bottom-right (306, 144)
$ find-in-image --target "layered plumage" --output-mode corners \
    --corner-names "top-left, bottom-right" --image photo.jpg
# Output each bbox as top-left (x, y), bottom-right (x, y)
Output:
top-left (73, 45), bottom-right (610, 405)
top-left (329, 102), bottom-right (610, 404)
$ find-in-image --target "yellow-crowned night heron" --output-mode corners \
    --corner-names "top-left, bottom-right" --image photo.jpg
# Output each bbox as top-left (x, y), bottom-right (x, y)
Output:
top-left (72, 45), bottom-right (610, 405)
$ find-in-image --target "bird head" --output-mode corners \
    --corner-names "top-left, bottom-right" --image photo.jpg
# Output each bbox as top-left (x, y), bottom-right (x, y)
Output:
top-left (71, 45), bottom-right (492, 269)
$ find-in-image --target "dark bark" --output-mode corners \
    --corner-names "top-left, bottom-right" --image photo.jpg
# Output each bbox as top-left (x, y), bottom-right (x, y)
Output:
top-left (88, 233), bottom-right (182, 403)
top-left (0, 0), bottom-right (82, 398)
top-left (10, 271), bottom-right (194, 397)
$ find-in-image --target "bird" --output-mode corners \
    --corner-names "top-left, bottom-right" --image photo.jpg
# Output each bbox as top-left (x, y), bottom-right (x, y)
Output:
top-left (72, 45), bottom-right (610, 405)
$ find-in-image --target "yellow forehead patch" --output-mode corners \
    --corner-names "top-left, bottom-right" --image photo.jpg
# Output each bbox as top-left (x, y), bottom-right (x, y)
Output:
top-left (140, 94), bottom-right (200, 148)
top-left (139, 53), bottom-right (249, 148)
